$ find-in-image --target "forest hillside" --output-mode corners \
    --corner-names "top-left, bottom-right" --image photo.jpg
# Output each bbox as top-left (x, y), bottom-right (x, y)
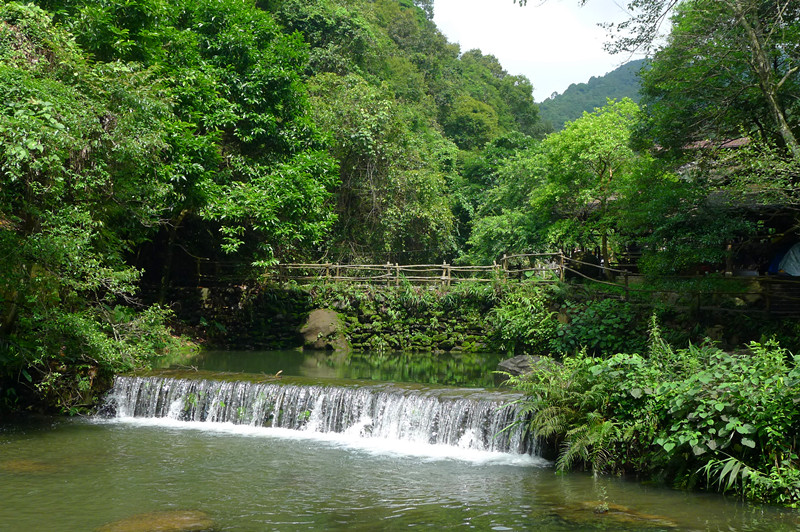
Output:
top-left (2, 0), bottom-right (800, 428)
top-left (538, 58), bottom-right (646, 130)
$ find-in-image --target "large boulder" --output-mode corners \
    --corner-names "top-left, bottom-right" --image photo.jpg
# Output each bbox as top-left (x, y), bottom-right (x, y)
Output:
top-left (495, 355), bottom-right (560, 385)
top-left (299, 309), bottom-right (350, 351)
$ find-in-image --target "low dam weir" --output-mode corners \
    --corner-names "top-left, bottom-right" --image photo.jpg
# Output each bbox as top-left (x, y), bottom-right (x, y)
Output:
top-left (102, 372), bottom-right (537, 458)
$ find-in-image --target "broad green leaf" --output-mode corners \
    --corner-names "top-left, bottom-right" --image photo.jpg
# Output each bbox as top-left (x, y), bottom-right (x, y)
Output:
top-left (741, 437), bottom-right (756, 448)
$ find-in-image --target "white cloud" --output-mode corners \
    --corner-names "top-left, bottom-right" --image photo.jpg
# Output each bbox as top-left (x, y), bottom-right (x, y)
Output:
top-left (433, 0), bottom-right (634, 101)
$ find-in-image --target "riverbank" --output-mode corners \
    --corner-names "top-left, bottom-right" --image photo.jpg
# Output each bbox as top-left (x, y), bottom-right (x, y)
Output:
top-left (508, 328), bottom-right (800, 508)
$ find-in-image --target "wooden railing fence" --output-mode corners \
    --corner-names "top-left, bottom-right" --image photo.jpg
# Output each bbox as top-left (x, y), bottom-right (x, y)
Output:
top-left (263, 253), bottom-right (563, 286)
top-left (181, 252), bottom-right (800, 316)
top-left (255, 254), bottom-right (800, 317)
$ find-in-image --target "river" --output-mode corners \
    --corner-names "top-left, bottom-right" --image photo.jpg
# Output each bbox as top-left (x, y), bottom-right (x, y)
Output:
top-left (1, 350), bottom-right (798, 531)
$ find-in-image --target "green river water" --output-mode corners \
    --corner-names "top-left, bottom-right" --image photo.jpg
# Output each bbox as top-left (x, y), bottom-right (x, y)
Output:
top-left (1, 350), bottom-right (798, 531)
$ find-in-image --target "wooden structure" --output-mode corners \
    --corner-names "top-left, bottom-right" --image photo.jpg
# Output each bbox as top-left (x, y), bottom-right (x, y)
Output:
top-left (253, 254), bottom-right (800, 317)
top-left (182, 252), bottom-right (800, 317)
top-left (265, 253), bottom-right (561, 285)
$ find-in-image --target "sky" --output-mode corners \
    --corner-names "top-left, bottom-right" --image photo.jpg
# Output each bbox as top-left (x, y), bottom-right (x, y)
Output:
top-left (433, 0), bottom-right (638, 102)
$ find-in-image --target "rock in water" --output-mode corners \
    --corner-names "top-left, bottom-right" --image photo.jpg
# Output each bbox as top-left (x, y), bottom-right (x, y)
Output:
top-left (497, 355), bottom-right (535, 376)
top-left (495, 355), bottom-right (560, 385)
top-left (299, 308), bottom-right (350, 351)
top-left (95, 510), bottom-right (215, 532)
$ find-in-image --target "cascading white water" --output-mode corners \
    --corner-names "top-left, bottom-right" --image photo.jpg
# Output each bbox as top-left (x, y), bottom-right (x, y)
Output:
top-left (102, 375), bottom-right (536, 456)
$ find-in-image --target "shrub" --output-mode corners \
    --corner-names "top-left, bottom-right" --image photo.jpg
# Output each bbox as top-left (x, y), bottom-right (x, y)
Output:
top-left (506, 319), bottom-right (800, 507)
top-left (487, 285), bottom-right (556, 356)
top-left (552, 298), bottom-right (647, 356)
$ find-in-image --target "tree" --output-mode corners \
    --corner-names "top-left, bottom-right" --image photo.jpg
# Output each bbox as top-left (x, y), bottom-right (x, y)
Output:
top-left (577, 0), bottom-right (798, 158)
top-left (0, 3), bottom-right (177, 410)
top-left (539, 99), bottom-right (641, 267)
top-left (616, 160), bottom-right (758, 275)
top-left (38, 0), bottom-right (340, 277)
top-left (456, 49), bottom-right (542, 138)
top-left (637, 0), bottom-right (800, 158)
top-left (464, 100), bottom-right (642, 264)
top-left (274, 0), bottom-right (375, 76)
top-left (517, 0), bottom-right (799, 156)
top-left (443, 95), bottom-right (500, 150)
top-left (452, 132), bottom-right (538, 252)
top-left (307, 73), bottom-right (456, 262)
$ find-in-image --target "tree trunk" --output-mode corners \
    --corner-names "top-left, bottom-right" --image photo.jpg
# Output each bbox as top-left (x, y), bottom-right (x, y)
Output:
top-left (733, 0), bottom-right (800, 159)
top-left (0, 290), bottom-right (20, 337)
top-left (601, 231), bottom-right (612, 281)
top-left (158, 209), bottom-right (190, 305)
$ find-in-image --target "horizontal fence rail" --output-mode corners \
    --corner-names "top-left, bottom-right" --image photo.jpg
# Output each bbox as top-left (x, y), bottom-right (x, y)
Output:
top-left (263, 255), bottom-right (562, 286)
top-left (179, 252), bottom-right (800, 317)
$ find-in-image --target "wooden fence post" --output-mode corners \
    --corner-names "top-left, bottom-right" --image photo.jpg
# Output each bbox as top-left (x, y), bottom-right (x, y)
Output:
top-left (443, 262), bottom-right (451, 286)
top-left (559, 254), bottom-right (566, 282)
top-left (395, 263), bottom-right (400, 286)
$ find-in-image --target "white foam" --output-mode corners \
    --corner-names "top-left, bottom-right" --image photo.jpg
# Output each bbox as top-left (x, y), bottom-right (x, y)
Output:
top-left (95, 416), bottom-right (549, 467)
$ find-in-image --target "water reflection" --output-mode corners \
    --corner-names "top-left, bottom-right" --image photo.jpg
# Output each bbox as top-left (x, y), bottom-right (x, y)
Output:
top-left (159, 349), bottom-right (506, 387)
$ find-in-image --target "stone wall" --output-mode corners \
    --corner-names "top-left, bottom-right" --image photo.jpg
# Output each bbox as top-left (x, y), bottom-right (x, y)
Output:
top-left (163, 283), bottom-right (497, 352)
top-left (164, 285), bottom-right (312, 350)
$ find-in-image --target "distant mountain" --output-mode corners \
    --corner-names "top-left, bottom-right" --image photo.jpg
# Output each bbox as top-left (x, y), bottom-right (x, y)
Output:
top-left (538, 59), bottom-right (648, 131)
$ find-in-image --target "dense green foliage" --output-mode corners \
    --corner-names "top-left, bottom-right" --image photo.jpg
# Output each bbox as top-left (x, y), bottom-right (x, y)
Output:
top-left (487, 284), bottom-right (556, 356)
top-left (0, 0), bottom-right (551, 411)
top-left (462, 98), bottom-right (649, 267)
top-left (638, 1), bottom-right (800, 156)
top-left (1, 0), bottom-right (800, 508)
top-left (506, 328), bottom-right (800, 506)
top-left (270, 0), bottom-right (544, 261)
top-left (538, 59), bottom-right (646, 131)
top-left (0, 3), bottom-right (186, 413)
top-left (551, 299), bottom-right (646, 356)
top-left (503, 0), bottom-right (800, 506)
top-left (36, 0), bottom-right (340, 265)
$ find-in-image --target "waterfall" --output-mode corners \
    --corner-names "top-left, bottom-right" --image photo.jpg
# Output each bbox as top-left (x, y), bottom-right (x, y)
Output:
top-left (101, 375), bottom-right (537, 456)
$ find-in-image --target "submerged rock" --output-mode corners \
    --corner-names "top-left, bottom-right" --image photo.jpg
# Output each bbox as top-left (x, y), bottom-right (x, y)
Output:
top-left (0, 459), bottom-right (57, 474)
top-left (554, 501), bottom-right (678, 529)
top-left (299, 308), bottom-right (350, 351)
top-left (95, 510), bottom-right (215, 532)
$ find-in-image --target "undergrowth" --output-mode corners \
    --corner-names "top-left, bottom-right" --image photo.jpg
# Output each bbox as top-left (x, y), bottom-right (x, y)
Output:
top-left (505, 317), bottom-right (800, 507)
